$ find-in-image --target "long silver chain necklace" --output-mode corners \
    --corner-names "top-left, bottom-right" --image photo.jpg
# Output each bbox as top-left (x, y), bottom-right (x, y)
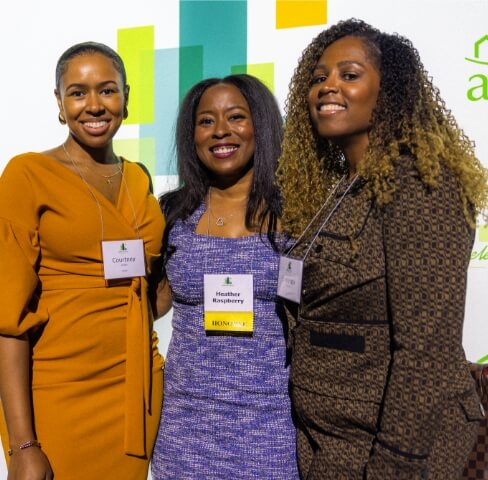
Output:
top-left (62, 143), bottom-right (142, 240)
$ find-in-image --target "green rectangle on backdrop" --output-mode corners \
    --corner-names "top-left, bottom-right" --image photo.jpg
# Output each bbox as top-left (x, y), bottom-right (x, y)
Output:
top-left (114, 137), bottom-right (156, 176)
top-left (179, 0), bottom-right (247, 99)
top-left (179, 46), bottom-right (203, 102)
top-left (118, 26), bottom-right (155, 124)
top-left (232, 63), bottom-right (275, 93)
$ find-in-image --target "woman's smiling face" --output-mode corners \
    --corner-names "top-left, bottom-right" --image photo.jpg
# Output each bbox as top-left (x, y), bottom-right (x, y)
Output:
top-left (308, 35), bottom-right (380, 150)
top-left (56, 52), bottom-right (127, 149)
top-left (194, 83), bottom-right (255, 182)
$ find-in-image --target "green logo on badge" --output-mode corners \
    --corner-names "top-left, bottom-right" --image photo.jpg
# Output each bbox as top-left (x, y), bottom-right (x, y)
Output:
top-left (466, 35), bottom-right (488, 101)
top-left (223, 276), bottom-right (233, 286)
top-left (120, 242), bottom-right (128, 252)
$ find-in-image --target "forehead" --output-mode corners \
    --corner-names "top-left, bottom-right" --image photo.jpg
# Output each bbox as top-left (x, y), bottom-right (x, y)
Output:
top-left (60, 52), bottom-right (122, 86)
top-left (197, 83), bottom-right (250, 111)
top-left (318, 36), bottom-right (379, 70)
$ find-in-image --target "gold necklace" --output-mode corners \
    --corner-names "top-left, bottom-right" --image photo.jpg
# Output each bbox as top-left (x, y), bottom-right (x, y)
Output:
top-left (62, 144), bottom-right (122, 185)
top-left (207, 188), bottom-right (246, 227)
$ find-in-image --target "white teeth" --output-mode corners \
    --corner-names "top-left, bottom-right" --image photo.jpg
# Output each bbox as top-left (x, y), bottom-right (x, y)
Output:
top-left (85, 121), bottom-right (107, 128)
top-left (213, 146), bottom-right (237, 154)
top-left (319, 104), bottom-right (345, 111)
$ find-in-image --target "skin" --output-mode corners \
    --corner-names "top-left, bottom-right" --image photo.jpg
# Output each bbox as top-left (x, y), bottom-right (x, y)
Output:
top-left (155, 83), bottom-right (257, 318)
top-left (0, 52), bottom-right (129, 480)
top-left (193, 83), bottom-right (256, 239)
top-left (194, 83), bottom-right (256, 188)
top-left (49, 52), bottom-right (129, 204)
top-left (308, 36), bottom-right (381, 175)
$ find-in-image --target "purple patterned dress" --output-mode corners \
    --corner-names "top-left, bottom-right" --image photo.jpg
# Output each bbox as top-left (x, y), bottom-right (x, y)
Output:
top-left (151, 204), bottom-right (298, 479)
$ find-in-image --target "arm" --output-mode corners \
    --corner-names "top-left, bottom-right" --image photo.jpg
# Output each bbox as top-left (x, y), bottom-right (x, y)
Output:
top-left (366, 163), bottom-right (474, 478)
top-left (0, 157), bottom-right (52, 478)
top-left (0, 335), bottom-right (52, 479)
top-left (154, 277), bottom-right (173, 319)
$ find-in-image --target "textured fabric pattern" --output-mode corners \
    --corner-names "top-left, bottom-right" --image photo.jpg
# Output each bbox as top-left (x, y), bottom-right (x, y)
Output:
top-left (462, 364), bottom-right (488, 480)
top-left (286, 157), bottom-right (484, 479)
top-left (151, 203), bottom-right (298, 479)
top-left (0, 153), bottom-right (164, 479)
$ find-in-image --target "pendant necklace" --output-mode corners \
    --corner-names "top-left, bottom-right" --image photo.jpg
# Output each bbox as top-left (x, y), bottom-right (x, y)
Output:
top-left (100, 168), bottom-right (122, 185)
top-left (207, 187), bottom-right (246, 227)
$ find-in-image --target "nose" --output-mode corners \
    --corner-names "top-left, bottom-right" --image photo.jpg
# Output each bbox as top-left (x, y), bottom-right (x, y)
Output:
top-left (85, 91), bottom-right (105, 115)
top-left (212, 118), bottom-right (230, 139)
top-left (318, 75), bottom-right (339, 96)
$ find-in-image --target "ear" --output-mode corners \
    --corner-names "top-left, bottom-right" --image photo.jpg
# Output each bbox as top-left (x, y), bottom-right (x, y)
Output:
top-left (55, 89), bottom-right (64, 112)
top-left (55, 89), bottom-right (66, 125)
top-left (123, 85), bottom-right (130, 119)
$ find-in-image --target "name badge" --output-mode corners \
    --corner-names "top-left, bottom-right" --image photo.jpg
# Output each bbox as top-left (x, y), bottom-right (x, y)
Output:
top-left (277, 256), bottom-right (303, 304)
top-left (101, 239), bottom-right (146, 280)
top-left (204, 274), bottom-right (254, 334)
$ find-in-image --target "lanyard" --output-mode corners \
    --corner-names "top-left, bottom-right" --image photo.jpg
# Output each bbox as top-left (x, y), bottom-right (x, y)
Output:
top-left (288, 175), bottom-right (358, 262)
top-left (277, 175), bottom-right (358, 304)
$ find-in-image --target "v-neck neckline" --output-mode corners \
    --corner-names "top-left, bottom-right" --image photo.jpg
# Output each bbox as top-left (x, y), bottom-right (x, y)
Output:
top-left (38, 151), bottom-right (125, 210)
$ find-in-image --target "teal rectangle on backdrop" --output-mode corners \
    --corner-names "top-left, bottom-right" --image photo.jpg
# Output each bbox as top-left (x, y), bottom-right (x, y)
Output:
top-left (179, 0), bottom-right (247, 100)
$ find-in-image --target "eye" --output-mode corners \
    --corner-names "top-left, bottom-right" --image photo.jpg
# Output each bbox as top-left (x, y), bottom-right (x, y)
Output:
top-left (229, 113), bottom-right (245, 121)
top-left (197, 117), bottom-right (213, 126)
top-left (69, 90), bottom-right (85, 98)
top-left (311, 74), bottom-right (327, 86)
top-left (343, 72), bottom-right (360, 81)
top-left (100, 87), bottom-right (116, 95)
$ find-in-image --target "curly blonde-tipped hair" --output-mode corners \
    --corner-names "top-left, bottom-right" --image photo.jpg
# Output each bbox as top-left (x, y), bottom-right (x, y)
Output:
top-left (276, 18), bottom-right (488, 237)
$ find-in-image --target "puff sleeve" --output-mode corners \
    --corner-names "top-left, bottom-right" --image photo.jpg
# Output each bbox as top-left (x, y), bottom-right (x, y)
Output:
top-left (0, 156), bottom-right (47, 336)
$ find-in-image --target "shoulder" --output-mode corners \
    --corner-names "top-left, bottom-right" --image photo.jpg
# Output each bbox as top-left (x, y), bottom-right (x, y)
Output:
top-left (385, 156), bottom-right (471, 233)
top-left (0, 152), bottom-right (52, 188)
top-left (2, 152), bottom-right (47, 173)
top-left (122, 158), bottom-right (154, 192)
top-left (389, 155), bottom-right (460, 202)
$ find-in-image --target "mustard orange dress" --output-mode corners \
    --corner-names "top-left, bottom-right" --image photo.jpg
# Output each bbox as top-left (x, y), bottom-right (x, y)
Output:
top-left (0, 152), bottom-right (164, 479)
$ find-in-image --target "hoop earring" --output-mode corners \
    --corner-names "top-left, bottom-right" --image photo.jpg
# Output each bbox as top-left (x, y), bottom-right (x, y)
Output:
top-left (58, 113), bottom-right (66, 125)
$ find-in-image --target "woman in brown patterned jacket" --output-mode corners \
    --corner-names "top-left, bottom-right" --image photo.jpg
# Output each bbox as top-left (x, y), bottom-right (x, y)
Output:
top-left (277, 18), bottom-right (488, 479)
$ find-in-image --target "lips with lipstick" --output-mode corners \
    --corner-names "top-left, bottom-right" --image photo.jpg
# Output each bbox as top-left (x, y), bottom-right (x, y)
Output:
top-left (210, 144), bottom-right (239, 158)
top-left (82, 120), bottom-right (110, 134)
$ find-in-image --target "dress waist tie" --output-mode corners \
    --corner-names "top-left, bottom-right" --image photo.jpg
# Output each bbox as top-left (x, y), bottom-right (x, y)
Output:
top-left (40, 274), bottom-right (152, 457)
top-left (124, 276), bottom-right (151, 457)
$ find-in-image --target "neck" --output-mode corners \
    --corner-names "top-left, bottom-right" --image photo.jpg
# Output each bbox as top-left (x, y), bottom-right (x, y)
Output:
top-left (64, 136), bottom-right (117, 165)
top-left (208, 167), bottom-right (253, 202)
top-left (341, 141), bottom-right (368, 179)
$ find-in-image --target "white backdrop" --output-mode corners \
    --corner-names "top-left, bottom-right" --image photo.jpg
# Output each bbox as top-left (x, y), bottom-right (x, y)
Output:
top-left (0, 0), bottom-right (487, 477)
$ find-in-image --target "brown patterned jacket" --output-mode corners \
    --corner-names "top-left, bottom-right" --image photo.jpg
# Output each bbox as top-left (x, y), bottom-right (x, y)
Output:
top-left (286, 157), bottom-right (485, 479)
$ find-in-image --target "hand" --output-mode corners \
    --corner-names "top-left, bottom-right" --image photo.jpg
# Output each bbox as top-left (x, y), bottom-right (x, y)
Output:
top-left (7, 447), bottom-right (53, 480)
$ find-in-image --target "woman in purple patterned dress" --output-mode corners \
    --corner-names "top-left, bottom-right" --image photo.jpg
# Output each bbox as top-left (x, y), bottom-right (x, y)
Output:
top-left (151, 74), bottom-right (299, 479)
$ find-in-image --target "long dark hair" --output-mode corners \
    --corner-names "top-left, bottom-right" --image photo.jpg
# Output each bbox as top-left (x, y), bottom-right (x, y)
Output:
top-left (161, 74), bottom-right (284, 255)
top-left (277, 18), bottom-right (488, 236)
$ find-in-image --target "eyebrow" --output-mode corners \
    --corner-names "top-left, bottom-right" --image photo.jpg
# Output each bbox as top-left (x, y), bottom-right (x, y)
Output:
top-left (196, 105), bottom-right (248, 115)
top-left (314, 60), bottom-right (365, 70)
top-left (65, 80), bottom-right (119, 90)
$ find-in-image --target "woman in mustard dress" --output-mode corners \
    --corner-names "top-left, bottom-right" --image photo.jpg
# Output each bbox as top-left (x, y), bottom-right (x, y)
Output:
top-left (0, 42), bottom-right (164, 479)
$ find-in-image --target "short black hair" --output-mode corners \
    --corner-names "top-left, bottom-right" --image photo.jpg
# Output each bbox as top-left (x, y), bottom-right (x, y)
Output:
top-left (55, 41), bottom-right (127, 91)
